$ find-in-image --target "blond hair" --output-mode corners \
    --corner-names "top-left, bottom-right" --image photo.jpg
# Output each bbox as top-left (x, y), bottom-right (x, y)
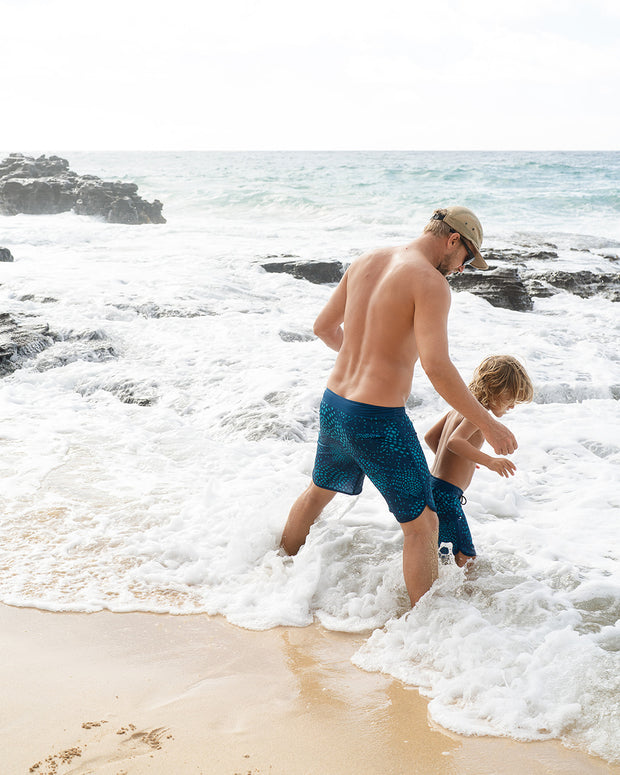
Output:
top-left (469, 355), bottom-right (534, 409)
top-left (423, 208), bottom-right (452, 238)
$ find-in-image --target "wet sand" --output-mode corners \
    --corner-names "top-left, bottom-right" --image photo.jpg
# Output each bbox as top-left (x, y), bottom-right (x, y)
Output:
top-left (1, 604), bottom-right (617, 775)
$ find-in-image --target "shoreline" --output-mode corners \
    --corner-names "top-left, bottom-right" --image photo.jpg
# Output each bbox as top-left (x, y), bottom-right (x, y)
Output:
top-left (1, 604), bottom-right (617, 775)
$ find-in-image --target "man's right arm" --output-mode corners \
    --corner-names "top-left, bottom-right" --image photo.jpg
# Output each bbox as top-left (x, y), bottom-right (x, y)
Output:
top-left (313, 269), bottom-right (349, 352)
top-left (413, 275), bottom-right (517, 456)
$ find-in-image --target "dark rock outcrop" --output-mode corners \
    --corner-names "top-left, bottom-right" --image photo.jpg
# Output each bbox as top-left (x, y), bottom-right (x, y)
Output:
top-left (258, 250), bottom-right (619, 310)
top-left (112, 301), bottom-right (218, 318)
top-left (0, 310), bottom-right (154, 403)
top-left (75, 377), bottom-right (158, 406)
top-left (448, 266), bottom-right (619, 308)
top-left (0, 311), bottom-right (121, 376)
top-left (0, 153), bottom-right (165, 224)
top-left (0, 312), bottom-right (55, 375)
top-left (0, 247), bottom-right (14, 262)
top-left (261, 259), bottom-right (345, 284)
top-left (483, 248), bottom-right (559, 264)
top-left (526, 270), bottom-right (620, 302)
top-left (449, 267), bottom-right (534, 311)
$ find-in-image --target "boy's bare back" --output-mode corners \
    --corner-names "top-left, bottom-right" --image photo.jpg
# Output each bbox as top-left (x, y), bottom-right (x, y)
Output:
top-left (429, 410), bottom-right (483, 491)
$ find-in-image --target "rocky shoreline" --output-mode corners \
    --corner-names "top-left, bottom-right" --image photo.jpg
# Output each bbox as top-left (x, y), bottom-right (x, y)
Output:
top-left (1, 177), bottom-right (618, 383)
top-left (0, 153), bottom-right (165, 224)
top-left (261, 249), bottom-right (620, 310)
top-left (1, 250), bottom-right (618, 388)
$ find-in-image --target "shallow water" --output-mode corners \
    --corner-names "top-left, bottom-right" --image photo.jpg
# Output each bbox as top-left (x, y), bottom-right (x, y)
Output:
top-left (0, 150), bottom-right (618, 762)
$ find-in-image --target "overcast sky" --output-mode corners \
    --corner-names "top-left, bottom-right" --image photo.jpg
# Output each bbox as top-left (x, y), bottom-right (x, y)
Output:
top-left (2, 0), bottom-right (619, 151)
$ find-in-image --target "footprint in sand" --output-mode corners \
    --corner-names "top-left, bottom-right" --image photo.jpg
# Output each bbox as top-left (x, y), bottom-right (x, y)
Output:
top-left (119, 725), bottom-right (170, 752)
top-left (30, 724), bottom-right (173, 774)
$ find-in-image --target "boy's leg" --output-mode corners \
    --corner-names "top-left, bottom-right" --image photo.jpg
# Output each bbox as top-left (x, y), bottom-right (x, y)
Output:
top-left (400, 506), bottom-right (439, 606)
top-left (455, 551), bottom-right (476, 568)
top-left (281, 482), bottom-right (337, 555)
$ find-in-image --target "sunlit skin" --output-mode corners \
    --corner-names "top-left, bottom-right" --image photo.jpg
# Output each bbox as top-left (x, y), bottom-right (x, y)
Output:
top-left (281, 227), bottom-right (517, 607)
top-left (424, 392), bottom-right (518, 567)
top-left (437, 235), bottom-right (473, 277)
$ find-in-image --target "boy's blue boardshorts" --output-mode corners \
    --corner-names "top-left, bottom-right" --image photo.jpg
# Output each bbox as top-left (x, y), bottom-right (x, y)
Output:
top-left (312, 388), bottom-right (435, 523)
top-left (430, 475), bottom-right (477, 558)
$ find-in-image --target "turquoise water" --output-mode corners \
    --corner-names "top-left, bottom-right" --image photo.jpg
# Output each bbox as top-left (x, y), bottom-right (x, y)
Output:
top-left (63, 149), bottom-right (620, 238)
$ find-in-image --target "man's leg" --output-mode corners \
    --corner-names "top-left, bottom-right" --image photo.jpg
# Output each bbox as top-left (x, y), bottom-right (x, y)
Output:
top-left (400, 506), bottom-right (439, 606)
top-left (281, 482), bottom-right (337, 555)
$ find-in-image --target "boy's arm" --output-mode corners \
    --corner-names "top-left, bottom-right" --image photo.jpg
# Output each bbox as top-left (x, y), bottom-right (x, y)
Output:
top-left (448, 419), bottom-right (516, 478)
top-left (424, 414), bottom-right (447, 454)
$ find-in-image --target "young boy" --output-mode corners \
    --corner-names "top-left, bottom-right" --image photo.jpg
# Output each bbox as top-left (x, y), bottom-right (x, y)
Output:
top-left (424, 355), bottom-right (534, 567)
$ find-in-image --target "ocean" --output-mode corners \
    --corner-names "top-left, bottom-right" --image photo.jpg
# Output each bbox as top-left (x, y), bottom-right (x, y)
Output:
top-left (0, 150), bottom-right (618, 763)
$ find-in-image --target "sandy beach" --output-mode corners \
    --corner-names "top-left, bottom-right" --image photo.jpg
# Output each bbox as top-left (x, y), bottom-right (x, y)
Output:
top-left (0, 604), bottom-right (616, 775)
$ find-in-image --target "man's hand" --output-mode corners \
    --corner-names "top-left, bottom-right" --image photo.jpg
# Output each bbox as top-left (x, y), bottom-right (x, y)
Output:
top-left (483, 417), bottom-right (517, 456)
top-left (485, 457), bottom-right (517, 478)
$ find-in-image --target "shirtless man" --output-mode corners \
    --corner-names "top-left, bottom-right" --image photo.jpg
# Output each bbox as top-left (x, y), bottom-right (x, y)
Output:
top-left (280, 207), bottom-right (517, 607)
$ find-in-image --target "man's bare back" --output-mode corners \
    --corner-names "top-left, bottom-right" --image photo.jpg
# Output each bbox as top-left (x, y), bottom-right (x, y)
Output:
top-left (316, 244), bottom-right (452, 407)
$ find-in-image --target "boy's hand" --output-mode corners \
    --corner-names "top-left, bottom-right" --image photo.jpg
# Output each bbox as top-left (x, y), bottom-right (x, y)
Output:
top-left (486, 457), bottom-right (516, 478)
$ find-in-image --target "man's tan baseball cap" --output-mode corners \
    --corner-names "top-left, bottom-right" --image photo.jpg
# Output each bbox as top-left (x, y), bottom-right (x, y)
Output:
top-left (434, 206), bottom-right (488, 270)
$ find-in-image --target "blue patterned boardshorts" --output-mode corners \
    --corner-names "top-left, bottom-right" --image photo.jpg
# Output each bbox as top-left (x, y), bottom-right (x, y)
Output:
top-left (312, 389), bottom-right (435, 523)
top-left (430, 476), bottom-right (476, 558)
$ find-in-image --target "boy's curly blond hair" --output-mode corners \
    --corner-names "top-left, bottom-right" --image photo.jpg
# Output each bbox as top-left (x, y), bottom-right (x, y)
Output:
top-left (469, 355), bottom-right (533, 409)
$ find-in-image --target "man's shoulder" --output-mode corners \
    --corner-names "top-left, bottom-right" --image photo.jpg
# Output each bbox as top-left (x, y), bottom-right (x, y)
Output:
top-left (349, 246), bottom-right (409, 281)
top-left (410, 260), bottom-right (450, 303)
top-left (350, 245), bottom-right (448, 299)
top-left (354, 245), bottom-right (397, 264)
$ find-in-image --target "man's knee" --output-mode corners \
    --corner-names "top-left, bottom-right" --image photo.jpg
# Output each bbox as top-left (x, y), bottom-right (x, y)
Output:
top-left (400, 506), bottom-right (438, 538)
